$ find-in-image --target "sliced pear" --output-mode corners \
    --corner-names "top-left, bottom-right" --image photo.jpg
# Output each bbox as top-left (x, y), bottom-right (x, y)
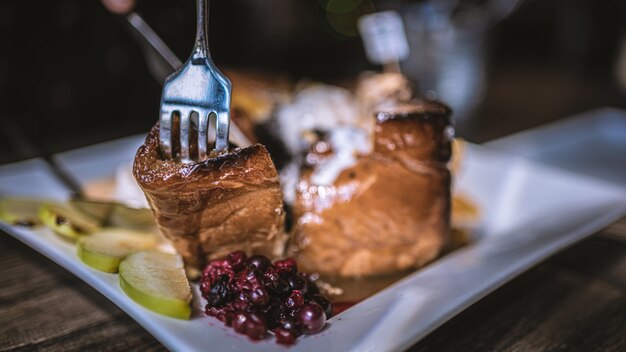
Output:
top-left (77, 229), bottom-right (158, 273)
top-left (0, 197), bottom-right (50, 227)
top-left (119, 251), bottom-right (192, 320)
top-left (38, 203), bottom-right (101, 241)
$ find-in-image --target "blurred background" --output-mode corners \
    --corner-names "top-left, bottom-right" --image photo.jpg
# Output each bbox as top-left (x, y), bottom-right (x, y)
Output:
top-left (0, 0), bottom-right (625, 164)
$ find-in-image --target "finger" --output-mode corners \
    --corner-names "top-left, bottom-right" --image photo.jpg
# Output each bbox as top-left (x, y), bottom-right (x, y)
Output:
top-left (101, 0), bottom-right (135, 15)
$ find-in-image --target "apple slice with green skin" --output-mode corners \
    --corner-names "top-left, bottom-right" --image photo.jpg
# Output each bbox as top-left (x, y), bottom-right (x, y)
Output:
top-left (77, 229), bottom-right (158, 273)
top-left (119, 251), bottom-right (192, 319)
top-left (69, 199), bottom-right (156, 231)
top-left (38, 203), bottom-right (101, 241)
top-left (0, 198), bottom-right (50, 227)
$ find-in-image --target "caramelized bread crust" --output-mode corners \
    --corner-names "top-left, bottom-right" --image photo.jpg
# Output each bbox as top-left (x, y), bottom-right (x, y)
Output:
top-left (133, 125), bottom-right (286, 269)
top-left (290, 101), bottom-right (452, 277)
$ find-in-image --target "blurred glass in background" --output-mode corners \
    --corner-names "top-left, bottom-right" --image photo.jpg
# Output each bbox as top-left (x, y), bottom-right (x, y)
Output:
top-left (401, 0), bottom-right (520, 121)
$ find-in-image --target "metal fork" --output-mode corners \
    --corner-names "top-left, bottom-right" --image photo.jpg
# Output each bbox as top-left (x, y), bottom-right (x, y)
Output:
top-left (159, 0), bottom-right (231, 162)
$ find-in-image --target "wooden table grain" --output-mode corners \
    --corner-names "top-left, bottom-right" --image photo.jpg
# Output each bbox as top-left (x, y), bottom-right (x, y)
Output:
top-left (2, 217), bottom-right (625, 351)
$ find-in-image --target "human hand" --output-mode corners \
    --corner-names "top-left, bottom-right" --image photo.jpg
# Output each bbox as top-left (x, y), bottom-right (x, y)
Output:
top-left (101, 0), bottom-right (135, 14)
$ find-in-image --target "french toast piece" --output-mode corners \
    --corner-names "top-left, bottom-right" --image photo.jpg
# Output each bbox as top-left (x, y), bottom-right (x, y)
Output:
top-left (290, 101), bottom-right (452, 277)
top-left (133, 125), bottom-right (286, 270)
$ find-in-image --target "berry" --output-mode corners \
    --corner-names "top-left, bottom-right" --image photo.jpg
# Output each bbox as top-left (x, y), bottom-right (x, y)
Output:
top-left (232, 312), bottom-right (248, 334)
top-left (264, 270), bottom-right (290, 298)
top-left (232, 293), bottom-right (251, 312)
top-left (199, 280), bottom-right (212, 297)
top-left (205, 274), bottom-right (230, 307)
top-left (248, 287), bottom-right (269, 307)
top-left (226, 251), bottom-right (247, 272)
top-left (230, 269), bottom-right (262, 294)
top-left (201, 259), bottom-right (233, 289)
top-left (246, 255), bottom-right (271, 273)
top-left (205, 305), bottom-right (234, 324)
top-left (274, 328), bottom-right (297, 345)
top-left (297, 302), bottom-right (326, 334)
top-left (274, 257), bottom-right (297, 274)
top-left (285, 290), bottom-right (305, 311)
top-left (201, 251), bottom-right (331, 345)
top-left (286, 274), bottom-right (307, 295)
top-left (262, 266), bottom-right (278, 283)
top-left (246, 269), bottom-right (258, 281)
top-left (275, 278), bottom-right (291, 297)
top-left (310, 294), bottom-right (333, 318)
top-left (245, 312), bottom-right (267, 340)
top-left (278, 317), bottom-right (299, 333)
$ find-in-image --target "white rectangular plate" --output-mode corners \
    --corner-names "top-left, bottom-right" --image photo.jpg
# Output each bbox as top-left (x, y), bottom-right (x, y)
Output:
top-left (486, 107), bottom-right (626, 189)
top-left (1, 139), bottom-right (626, 352)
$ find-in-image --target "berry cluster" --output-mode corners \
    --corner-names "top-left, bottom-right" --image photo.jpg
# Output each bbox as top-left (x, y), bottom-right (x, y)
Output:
top-left (200, 251), bottom-right (332, 345)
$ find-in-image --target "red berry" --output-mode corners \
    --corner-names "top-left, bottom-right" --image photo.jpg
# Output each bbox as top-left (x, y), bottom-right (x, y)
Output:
top-left (297, 302), bottom-right (326, 334)
top-left (246, 255), bottom-right (271, 273)
top-left (201, 259), bottom-right (233, 289)
top-left (262, 266), bottom-right (279, 288)
top-left (249, 287), bottom-right (269, 307)
top-left (202, 251), bottom-right (332, 345)
top-left (205, 274), bottom-right (230, 307)
top-left (200, 280), bottom-right (212, 297)
top-left (274, 257), bottom-right (297, 274)
top-left (245, 312), bottom-right (267, 340)
top-left (274, 328), bottom-right (297, 345)
top-left (205, 306), bottom-right (233, 324)
top-left (285, 290), bottom-right (305, 311)
top-left (286, 274), bottom-right (307, 295)
top-left (278, 318), bottom-right (299, 333)
top-left (227, 251), bottom-right (247, 272)
top-left (310, 294), bottom-right (333, 318)
top-left (232, 312), bottom-right (248, 334)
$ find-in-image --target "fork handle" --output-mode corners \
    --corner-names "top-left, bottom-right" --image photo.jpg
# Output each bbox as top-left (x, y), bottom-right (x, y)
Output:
top-left (192, 0), bottom-right (210, 62)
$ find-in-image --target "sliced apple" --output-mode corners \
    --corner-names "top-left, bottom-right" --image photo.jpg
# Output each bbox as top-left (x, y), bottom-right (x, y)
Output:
top-left (69, 199), bottom-right (155, 230)
top-left (0, 197), bottom-right (49, 227)
top-left (119, 251), bottom-right (192, 319)
top-left (38, 203), bottom-right (101, 241)
top-left (77, 229), bottom-right (158, 273)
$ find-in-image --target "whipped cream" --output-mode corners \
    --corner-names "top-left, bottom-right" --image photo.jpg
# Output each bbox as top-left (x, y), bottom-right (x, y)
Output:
top-left (276, 84), bottom-right (362, 156)
top-left (310, 127), bottom-right (371, 186)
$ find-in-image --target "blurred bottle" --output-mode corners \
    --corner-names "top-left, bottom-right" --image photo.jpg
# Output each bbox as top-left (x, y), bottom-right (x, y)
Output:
top-left (399, 0), bottom-right (521, 120)
top-left (616, 34), bottom-right (626, 94)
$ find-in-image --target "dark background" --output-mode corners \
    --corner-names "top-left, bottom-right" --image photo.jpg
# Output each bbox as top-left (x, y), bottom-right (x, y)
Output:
top-left (0, 0), bottom-right (625, 164)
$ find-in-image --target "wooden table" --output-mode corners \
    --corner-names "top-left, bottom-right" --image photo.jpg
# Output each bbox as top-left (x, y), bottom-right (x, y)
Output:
top-left (1, 211), bottom-right (625, 351)
top-left (411, 219), bottom-right (626, 352)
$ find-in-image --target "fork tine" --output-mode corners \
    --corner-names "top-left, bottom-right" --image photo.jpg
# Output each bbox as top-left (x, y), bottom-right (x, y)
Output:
top-left (159, 110), bottom-right (173, 159)
top-left (180, 110), bottom-right (192, 162)
top-left (198, 111), bottom-right (209, 161)
top-left (214, 111), bottom-right (229, 152)
top-left (208, 112), bottom-right (216, 145)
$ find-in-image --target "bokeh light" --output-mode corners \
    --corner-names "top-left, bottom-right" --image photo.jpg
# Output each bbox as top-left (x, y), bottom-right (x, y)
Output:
top-left (320, 0), bottom-right (374, 37)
